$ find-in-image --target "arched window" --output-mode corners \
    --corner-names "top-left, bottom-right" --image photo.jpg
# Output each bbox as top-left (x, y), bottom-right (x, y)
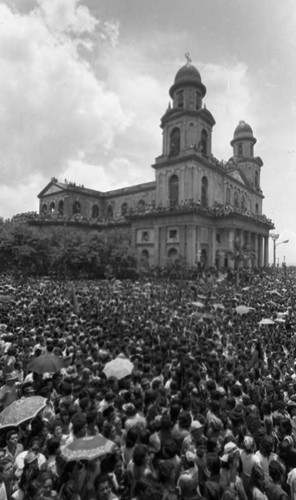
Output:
top-left (92, 204), bottom-right (99, 219)
top-left (201, 176), bottom-right (208, 207)
top-left (201, 129), bottom-right (208, 155)
top-left (241, 195), bottom-right (246, 211)
top-left (176, 90), bottom-right (184, 109)
top-left (255, 171), bottom-right (259, 187)
top-left (121, 202), bottom-right (128, 216)
top-left (255, 203), bottom-right (259, 214)
top-left (137, 200), bottom-right (145, 212)
top-left (58, 200), bottom-right (64, 215)
top-left (237, 143), bottom-right (243, 156)
top-left (73, 201), bottom-right (81, 215)
top-left (168, 248), bottom-right (178, 261)
top-left (141, 249), bottom-right (149, 260)
top-left (41, 204), bottom-right (47, 215)
top-left (200, 249), bottom-right (207, 268)
top-left (169, 127), bottom-right (181, 156)
top-left (107, 205), bottom-right (113, 218)
top-left (49, 202), bottom-right (55, 213)
top-left (234, 191), bottom-right (239, 209)
top-left (226, 187), bottom-right (231, 205)
top-left (169, 175), bottom-right (179, 207)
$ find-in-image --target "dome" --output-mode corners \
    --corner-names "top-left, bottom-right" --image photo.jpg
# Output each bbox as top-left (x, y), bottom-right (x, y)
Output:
top-left (169, 61), bottom-right (206, 98)
top-left (174, 63), bottom-right (202, 85)
top-left (233, 120), bottom-right (254, 140)
top-left (231, 120), bottom-right (256, 145)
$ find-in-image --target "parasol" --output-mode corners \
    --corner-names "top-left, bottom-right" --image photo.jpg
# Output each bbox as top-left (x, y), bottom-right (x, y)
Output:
top-left (61, 434), bottom-right (116, 462)
top-left (28, 354), bottom-right (65, 374)
top-left (103, 357), bottom-right (134, 380)
top-left (258, 318), bottom-right (275, 325)
top-left (213, 303), bottom-right (225, 310)
top-left (191, 301), bottom-right (205, 308)
top-left (0, 396), bottom-right (47, 429)
top-left (235, 305), bottom-right (251, 315)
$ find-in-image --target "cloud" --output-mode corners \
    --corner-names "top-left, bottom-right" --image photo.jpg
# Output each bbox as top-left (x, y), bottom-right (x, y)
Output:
top-left (0, 0), bottom-right (129, 189)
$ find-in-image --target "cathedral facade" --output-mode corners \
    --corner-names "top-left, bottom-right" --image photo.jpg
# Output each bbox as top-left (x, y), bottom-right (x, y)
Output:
top-left (36, 59), bottom-right (273, 269)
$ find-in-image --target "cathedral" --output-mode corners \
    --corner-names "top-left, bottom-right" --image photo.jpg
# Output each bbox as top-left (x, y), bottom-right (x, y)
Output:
top-left (36, 58), bottom-right (273, 269)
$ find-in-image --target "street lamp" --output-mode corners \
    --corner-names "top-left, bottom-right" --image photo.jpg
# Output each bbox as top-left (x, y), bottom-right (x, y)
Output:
top-left (270, 233), bottom-right (289, 267)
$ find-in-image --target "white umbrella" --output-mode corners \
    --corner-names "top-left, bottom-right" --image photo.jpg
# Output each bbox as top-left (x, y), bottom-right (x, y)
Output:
top-left (191, 301), bottom-right (205, 308)
top-left (103, 357), bottom-right (134, 380)
top-left (258, 319), bottom-right (275, 325)
top-left (235, 305), bottom-right (251, 315)
top-left (213, 303), bottom-right (225, 310)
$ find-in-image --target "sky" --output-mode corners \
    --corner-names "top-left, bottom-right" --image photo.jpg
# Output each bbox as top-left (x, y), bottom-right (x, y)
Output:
top-left (0, 0), bottom-right (296, 264)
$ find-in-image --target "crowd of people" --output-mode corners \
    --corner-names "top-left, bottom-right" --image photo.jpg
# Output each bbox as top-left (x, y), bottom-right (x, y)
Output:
top-left (0, 268), bottom-right (295, 499)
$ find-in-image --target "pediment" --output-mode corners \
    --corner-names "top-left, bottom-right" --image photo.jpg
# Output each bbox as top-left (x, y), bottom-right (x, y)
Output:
top-left (228, 169), bottom-right (247, 186)
top-left (38, 181), bottom-right (66, 198)
top-left (44, 185), bottom-right (64, 195)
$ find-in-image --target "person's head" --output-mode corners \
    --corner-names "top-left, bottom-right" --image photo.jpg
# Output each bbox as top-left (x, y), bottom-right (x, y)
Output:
top-left (269, 460), bottom-right (284, 483)
top-left (94, 473), bottom-right (112, 500)
top-left (53, 421), bottom-right (64, 440)
top-left (207, 456), bottom-right (220, 476)
top-left (242, 436), bottom-right (255, 454)
top-left (178, 411), bottom-right (192, 430)
top-left (190, 420), bottom-right (204, 440)
top-left (46, 437), bottom-right (60, 457)
top-left (132, 444), bottom-right (148, 467)
top-left (125, 427), bottom-right (139, 449)
top-left (0, 457), bottom-right (13, 482)
top-left (5, 430), bottom-right (18, 449)
top-left (259, 435), bottom-right (274, 458)
top-left (250, 464), bottom-right (265, 491)
top-left (162, 439), bottom-right (178, 459)
top-left (71, 413), bottom-right (87, 438)
top-left (41, 472), bottom-right (54, 494)
top-left (158, 461), bottom-right (175, 484)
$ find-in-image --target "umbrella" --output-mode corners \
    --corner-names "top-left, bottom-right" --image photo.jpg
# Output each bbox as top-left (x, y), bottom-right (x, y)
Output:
top-left (235, 305), bottom-right (251, 315)
top-left (103, 357), bottom-right (134, 380)
top-left (213, 303), bottom-right (225, 310)
top-left (191, 301), bottom-right (205, 308)
top-left (258, 319), bottom-right (275, 325)
top-left (0, 396), bottom-right (47, 429)
top-left (0, 295), bottom-right (14, 303)
top-left (28, 354), bottom-right (65, 374)
top-left (61, 434), bottom-right (116, 462)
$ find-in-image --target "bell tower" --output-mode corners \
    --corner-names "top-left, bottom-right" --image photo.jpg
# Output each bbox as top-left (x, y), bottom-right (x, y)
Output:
top-left (230, 120), bottom-right (262, 190)
top-left (160, 54), bottom-right (215, 159)
top-left (153, 56), bottom-right (216, 208)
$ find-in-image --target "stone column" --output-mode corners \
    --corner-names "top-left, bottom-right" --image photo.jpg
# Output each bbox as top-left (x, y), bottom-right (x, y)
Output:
top-left (193, 167), bottom-right (198, 202)
top-left (154, 225), bottom-right (160, 266)
top-left (258, 235), bottom-right (263, 267)
top-left (253, 234), bottom-right (258, 267)
top-left (228, 229), bottom-right (235, 269)
top-left (189, 225), bottom-right (196, 266)
top-left (211, 227), bottom-right (216, 266)
top-left (196, 226), bottom-right (201, 264)
top-left (264, 236), bottom-right (269, 267)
